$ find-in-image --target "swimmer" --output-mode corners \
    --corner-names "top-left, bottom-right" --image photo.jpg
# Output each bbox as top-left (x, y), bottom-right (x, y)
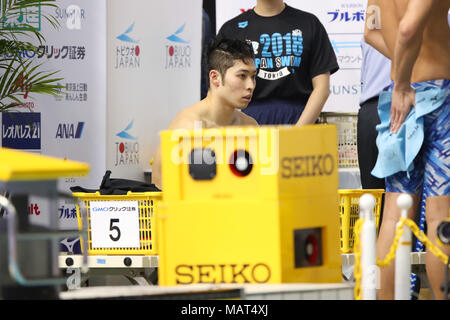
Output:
top-left (365, 0), bottom-right (450, 300)
top-left (152, 38), bottom-right (258, 190)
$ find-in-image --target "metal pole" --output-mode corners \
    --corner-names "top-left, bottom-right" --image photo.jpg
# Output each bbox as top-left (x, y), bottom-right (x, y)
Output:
top-left (360, 193), bottom-right (377, 300)
top-left (395, 193), bottom-right (412, 300)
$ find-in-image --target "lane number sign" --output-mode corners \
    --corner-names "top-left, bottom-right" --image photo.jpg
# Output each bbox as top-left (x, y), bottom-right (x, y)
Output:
top-left (89, 201), bottom-right (140, 248)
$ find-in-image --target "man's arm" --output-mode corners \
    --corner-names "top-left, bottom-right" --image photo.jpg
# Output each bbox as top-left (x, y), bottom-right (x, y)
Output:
top-left (364, 0), bottom-right (391, 58)
top-left (295, 72), bottom-right (330, 126)
top-left (152, 145), bottom-right (163, 189)
top-left (390, 0), bottom-right (435, 133)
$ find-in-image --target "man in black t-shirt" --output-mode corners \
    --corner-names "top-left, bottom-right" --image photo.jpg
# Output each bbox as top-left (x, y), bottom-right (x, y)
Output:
top-left (217, 0), bottom-right (339, 125)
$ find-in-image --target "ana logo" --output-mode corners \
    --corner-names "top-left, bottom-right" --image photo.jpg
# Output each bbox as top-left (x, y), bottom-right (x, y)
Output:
top-left (115, 120), bottom-right (139, 166)
top-left (115, 22), bottom-right (141, 69)
top-left (238, 21), bottom-right (248, 29)
top-left (55, 122), bottom-right (85, 139)
top-left (165, 23), bottom-right (191, 69)
top-left (2, 112), bottom-right (41, 150)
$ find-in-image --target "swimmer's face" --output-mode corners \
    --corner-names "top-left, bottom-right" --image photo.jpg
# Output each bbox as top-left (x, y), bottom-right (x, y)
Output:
top-left (217, 59), bottom-right (257, 109)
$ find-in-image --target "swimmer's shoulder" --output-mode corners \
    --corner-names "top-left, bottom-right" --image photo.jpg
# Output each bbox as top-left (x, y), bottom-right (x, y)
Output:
top-left (235, 111), bottom-right (259, 126)
top-left (168, 102), bottom-right (204, 130)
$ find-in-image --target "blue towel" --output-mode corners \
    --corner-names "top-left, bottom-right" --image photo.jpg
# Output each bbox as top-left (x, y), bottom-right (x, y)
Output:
top-left (371, 85), bottom-right (447, 179)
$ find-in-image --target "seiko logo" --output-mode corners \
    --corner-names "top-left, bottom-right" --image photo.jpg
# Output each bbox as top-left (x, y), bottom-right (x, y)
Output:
top-left (175, 263), bottom-right (271, 284)
top-left (281, 154), bottom-right (335, 178)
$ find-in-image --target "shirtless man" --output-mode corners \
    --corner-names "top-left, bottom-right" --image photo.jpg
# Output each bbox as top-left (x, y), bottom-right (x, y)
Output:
top-left (152, 38), bottom-right (258, 190)
top-left (365, 0), bottom-right (449, 300)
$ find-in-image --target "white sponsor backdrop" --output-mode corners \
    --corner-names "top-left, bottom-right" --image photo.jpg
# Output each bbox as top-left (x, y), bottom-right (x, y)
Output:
top-left (2, 0), bottom-right (108, 232)
top-left (106, 0), bottom-right (202, 181)
top-left (216, 0), bottom-right (366, 112)
top-left (1, 0), bottom-right (202, 251)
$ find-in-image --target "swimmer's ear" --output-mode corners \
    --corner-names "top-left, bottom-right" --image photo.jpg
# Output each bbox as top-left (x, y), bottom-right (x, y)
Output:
top-left (209, 70), bottom-right (221, 87)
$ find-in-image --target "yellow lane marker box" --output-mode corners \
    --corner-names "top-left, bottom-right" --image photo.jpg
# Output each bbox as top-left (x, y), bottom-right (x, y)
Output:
top-left (158, 125), bottom-right (341, 285)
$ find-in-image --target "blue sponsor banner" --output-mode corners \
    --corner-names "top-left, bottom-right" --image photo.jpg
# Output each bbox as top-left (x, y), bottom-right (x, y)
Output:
top-left (2, 112), bottom-right (41, 150)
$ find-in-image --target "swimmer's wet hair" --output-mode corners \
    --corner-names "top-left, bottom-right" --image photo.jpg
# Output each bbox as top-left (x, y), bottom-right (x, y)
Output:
top-left (207, 38), bottom-right (255, 83)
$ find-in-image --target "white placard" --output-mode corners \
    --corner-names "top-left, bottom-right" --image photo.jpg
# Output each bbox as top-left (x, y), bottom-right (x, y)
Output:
top-left (89, 200), bottom-right (140, 249)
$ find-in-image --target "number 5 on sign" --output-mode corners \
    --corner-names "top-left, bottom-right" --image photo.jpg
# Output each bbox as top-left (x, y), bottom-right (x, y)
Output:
top-left (89, 201), bottom-right (140, 249)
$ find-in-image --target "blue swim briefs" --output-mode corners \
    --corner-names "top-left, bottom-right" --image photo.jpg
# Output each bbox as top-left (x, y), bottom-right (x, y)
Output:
top-left (385, 79), bottom-right (450, 197)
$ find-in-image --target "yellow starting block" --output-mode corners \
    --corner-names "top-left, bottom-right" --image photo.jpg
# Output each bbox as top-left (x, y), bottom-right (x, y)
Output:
top-left (0, 148), bottom-right (90, 182)
top-left (157, 124), bottom-right (341, 285)
top-left (0, 148), bottom-right (89, 288)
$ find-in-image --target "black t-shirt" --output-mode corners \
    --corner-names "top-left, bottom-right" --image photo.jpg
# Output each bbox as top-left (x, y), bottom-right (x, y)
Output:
top-left (217, 5), bottom-right (339, 104)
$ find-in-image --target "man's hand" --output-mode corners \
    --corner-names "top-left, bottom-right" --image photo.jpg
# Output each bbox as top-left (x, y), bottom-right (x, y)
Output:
top-left (390, 84), bottom-right (415, 134)
top-left (389, 0), bottom-right (435, 134)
